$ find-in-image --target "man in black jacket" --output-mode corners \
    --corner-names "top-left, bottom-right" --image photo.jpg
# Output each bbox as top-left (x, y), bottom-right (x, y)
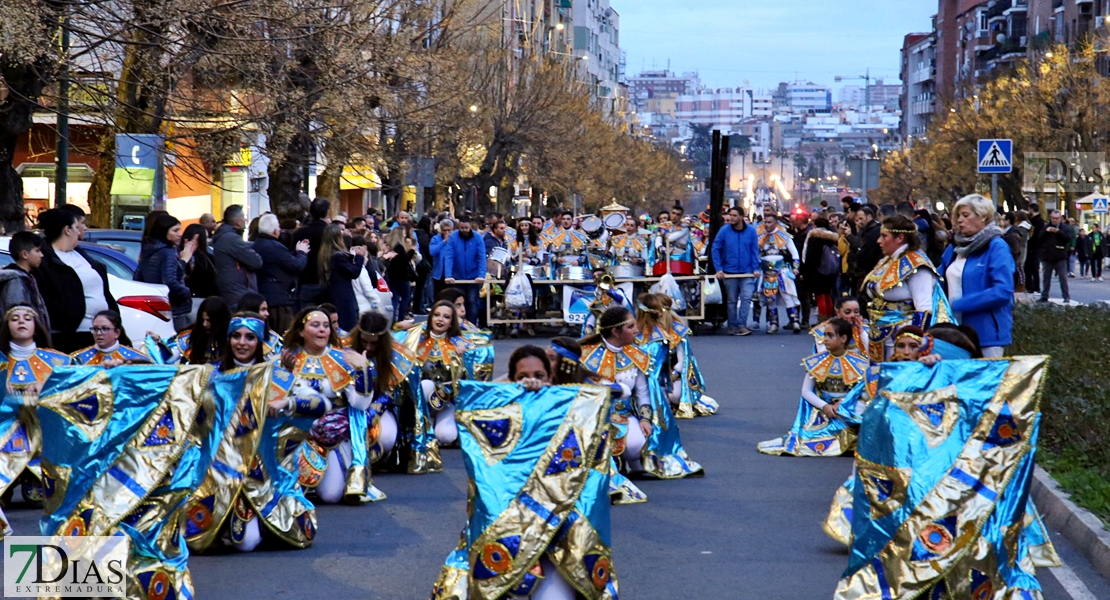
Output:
top-left (851, 205), bottom-right (882, 293)
top-left (1038, 210), bottom-right (1072, 304)
top-left (293, 197), bottom-right (331, 308)
top-left (255, 213), bottom-right (310, 333)
top-left (32, 208), bottom-right (119, 353)
top-left (1024, 202), bottom-right (1046, 293)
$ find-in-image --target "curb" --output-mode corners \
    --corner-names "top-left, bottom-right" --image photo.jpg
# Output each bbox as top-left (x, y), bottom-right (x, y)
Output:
top-left (1032, 465), bottom-right (1110, 580)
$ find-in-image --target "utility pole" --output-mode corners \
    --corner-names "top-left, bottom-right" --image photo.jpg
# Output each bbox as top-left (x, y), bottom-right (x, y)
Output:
top-left (55, 6), bottom-right (70, 207)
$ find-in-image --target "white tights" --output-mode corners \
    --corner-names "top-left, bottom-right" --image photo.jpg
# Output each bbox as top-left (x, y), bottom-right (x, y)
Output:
top-left (317, 441), bottom-right (353, 504)
top-left (421, 380), bottom-right (459, 445)
top-left (378, 410), bottom-right (398, 457)
top-left (623, 416), bottom-right (646, 472)
top-left (233, 516), bottom-right (262, 552)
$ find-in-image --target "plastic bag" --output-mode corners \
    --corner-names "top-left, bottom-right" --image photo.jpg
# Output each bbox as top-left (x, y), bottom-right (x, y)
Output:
top-left (505, 270), bottom-right (534, 309)
top-left (650, 273), bottom-right (687, 311)
top-left (703, 277), bottom-right (723, 304)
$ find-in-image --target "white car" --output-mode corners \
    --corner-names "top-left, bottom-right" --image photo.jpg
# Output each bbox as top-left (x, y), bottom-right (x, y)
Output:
top-left (0, 237), bottom-right (176, 345)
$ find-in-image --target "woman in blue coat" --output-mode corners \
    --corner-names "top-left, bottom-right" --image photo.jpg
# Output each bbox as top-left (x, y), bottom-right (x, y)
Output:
top-left (940, 194), bottom-right (1015, 357)
top-left (136, 212), bottom-right (196, 331)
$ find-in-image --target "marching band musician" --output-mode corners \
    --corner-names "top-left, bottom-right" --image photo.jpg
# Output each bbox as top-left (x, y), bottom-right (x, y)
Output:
top-left (607, 216), bottom-right (649, 267)
top-left (754, 211), bottom-right (803, 334)
top-left (547, 210), bottom-right (589, 268)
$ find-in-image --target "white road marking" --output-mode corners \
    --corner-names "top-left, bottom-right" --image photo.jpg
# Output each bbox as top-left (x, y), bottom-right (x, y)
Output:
top-left (1049, 563), bottom-right (1098, 600)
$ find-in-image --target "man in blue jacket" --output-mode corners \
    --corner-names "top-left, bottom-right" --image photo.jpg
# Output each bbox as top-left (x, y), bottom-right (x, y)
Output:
top-left (429, 218), bottom-right (454, 299)
top-left (443, 219), bottom-right (486, 323)
top-left (711, 207), bottom-right (761, 335)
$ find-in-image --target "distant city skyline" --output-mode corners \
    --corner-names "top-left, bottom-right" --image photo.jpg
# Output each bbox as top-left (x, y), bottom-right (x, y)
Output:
top-left (619, 0), bottom-right (936, 91)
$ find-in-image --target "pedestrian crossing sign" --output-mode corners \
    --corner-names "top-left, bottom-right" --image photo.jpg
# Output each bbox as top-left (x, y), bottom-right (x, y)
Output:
top-left (1094, 197), bottom-right (1109, 213)
top-left (977, 139), bottom-right (1013, 173)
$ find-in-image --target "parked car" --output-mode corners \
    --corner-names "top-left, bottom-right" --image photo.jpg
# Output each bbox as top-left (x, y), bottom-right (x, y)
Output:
top-left (83, 229), bottom-right (143, 262)
top-left (0, 237), bottom-right (176, 344)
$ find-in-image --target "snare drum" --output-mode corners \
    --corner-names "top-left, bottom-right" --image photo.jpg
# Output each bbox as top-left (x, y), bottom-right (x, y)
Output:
top-left (557, 266), bottom-right (591, 281)
top-left (521, 264), bottom-right (549, 280)
top-left (581, 216), bottom-right (604, 238)
top-left (606, 263), bottom-right (644, 279)
top-left (487, 246), bottom-right (511, 279)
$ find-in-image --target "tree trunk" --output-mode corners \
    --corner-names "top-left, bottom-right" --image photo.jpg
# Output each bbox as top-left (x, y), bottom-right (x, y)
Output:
top-left (88, 136), bottom-right (116, 228)
top-left (0, 136), bottom-right (26, 233)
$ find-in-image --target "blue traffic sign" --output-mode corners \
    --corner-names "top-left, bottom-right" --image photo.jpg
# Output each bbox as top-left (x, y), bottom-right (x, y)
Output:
top-left (977, 139), bottom-right (1013, 174)
top-left (1094, 197), bottom-right (1109, 214)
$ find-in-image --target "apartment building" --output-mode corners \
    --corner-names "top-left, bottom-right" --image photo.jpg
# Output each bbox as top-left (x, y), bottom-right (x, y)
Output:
top-left (674, 88), bottom-right (775, 131)
top-left (901, 32), bottom-right (938, 141)
top-left (627, 69), bottom-right (702, 113)
top-left (573, 0), bottom-right (623, 105)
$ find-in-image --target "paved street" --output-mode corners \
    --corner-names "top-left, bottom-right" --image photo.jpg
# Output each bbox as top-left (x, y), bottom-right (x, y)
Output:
top-left (5, 332), bottom-right (1110, 599)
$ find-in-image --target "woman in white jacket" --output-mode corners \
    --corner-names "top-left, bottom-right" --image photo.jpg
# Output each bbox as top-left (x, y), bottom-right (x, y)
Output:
top-left (351, 235), bottom-right (389, 318)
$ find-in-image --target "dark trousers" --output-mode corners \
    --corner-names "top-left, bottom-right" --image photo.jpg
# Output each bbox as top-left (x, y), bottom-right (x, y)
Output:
top-left (432, 278), bottom-right (447, 303)
top-left (391, 280), bottom-right (412, 322)
top-left (460, 283), bottom-right (481, 325)
top-left (1024, 252), bottom-right (1041, 293)
top-left (1040, 259), bottom-right (1070, 301)
top-left (1094, 255), bottom-right (1104, 278)
top-left (412, 272), bottom-right (430, 313)
top-left (297, 283), bottom-right (325, 311)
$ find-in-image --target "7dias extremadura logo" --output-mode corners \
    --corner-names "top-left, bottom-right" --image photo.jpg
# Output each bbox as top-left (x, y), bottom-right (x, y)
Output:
top-left (4, 536), bottom-right (128, 598)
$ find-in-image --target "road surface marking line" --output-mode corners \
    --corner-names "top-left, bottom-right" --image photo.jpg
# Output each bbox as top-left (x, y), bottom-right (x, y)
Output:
top-left (1049, 563), bottom-right (1098, 600)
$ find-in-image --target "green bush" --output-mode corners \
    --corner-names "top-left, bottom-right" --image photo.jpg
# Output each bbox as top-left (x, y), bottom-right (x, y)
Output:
top-left (1011, 303), bottom-right (1110, 524)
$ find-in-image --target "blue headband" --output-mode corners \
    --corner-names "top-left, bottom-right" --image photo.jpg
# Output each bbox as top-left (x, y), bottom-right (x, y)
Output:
top-left (550, 344), bottom-right (580, 363)
top-left (229, 317), bottom-right (267, 342)
top-left (932, 338), bottom-right (972, 360)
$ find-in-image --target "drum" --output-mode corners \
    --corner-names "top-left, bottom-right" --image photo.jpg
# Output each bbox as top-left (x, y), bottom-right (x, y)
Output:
top-left (581, 215), bottom-right (604, 239)
top-left (606, 263), bottom-right (644, 278)
top-left (521, 264), bottom-right (549, 280)
top-left (557, 266), bottom-right (591, 281)
top-left (603, 213), bottom-right (626, 231)
top-left (487, 246), bottom-right (511, 279)
top-left (652, 260), bottom-right (695, 276)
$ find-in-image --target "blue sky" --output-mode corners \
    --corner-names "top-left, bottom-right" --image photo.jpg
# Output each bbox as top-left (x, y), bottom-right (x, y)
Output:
top-left (617, 0), bottom-right (936, 91)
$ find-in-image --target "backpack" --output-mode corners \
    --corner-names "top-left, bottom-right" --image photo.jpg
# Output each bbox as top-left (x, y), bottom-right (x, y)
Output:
top-left (818, 244), bottom-right (841, 276)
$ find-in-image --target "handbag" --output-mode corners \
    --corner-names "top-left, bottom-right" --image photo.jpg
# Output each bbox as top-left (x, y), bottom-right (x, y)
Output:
top-left (703, 277), bottom-right (723, 304)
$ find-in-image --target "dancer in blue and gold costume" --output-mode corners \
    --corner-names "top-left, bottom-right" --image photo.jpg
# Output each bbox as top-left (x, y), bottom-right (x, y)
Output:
top-left (754, 211), bottom-right (803, 333)
top-left (649, 293), bottom-right (719, 418)
top-left (286, 307), bottom-right (382, 504)
top-left (37, 361), bottom-right (249, 599)
top-left (758, 317), bottom-right (868, 457)
top-left (579, 305), bottom-right (652, 504)
top-left (433, 346), bottom-right (618, 600)
top-left (184, 313), bottom-right (317, 553)
top-left (71, 310), bottom-right (151, 366)
top-left (346, 311), bottom-right (417, 470)
top-left (862, 215), bottom-right (953, 362)
top-left (632, 293), bottom-right (704, 478)
top-left (146, 296), bottom-right (232, 364)
top-left (437, 288), bottom-right (494, 383)
top-left (833, 338), bottom-right (1059, 598)
top-left (0, 304), bottom-right (70, 510)
top-left (393, 301), bottom-right (476, 474)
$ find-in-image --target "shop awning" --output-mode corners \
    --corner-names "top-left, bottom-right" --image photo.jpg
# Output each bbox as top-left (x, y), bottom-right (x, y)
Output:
top-left (109, 167), bottom-right (155, 196)
top-left (340, 165), bottom-right (381, 190)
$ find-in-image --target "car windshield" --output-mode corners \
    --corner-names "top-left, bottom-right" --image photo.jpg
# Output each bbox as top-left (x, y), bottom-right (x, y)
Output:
top-left (96, 239), bottom-right (142, 261)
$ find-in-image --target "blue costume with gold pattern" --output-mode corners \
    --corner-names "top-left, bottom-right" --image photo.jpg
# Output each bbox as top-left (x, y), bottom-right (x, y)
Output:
top-left (38, 364), bottom-right (231, 600)
top-left (184, 364), bottom-right (320, 551)
top-left (833, 357), bottom-right (1060, 599)
top-left (0, 345), bottom-right (71, 502)
top-left (757, 350), bottom-right (868, 457)
top-left (640, 319), bottom-right (718, 419)
top-left (863, 249), bottom-right (954, 363)
top-left (433, 381), bottom-right (618, 600)
top-left (393, 325), bottom-right (476, 474)
top-left (288, 346), bottom-right (385, 502)
top-left (145, 329), bottom-right (222, 365)
top-left (72, 344), bottom-right (151, 366)
top-left (635, 324), bottom-right (704, 479)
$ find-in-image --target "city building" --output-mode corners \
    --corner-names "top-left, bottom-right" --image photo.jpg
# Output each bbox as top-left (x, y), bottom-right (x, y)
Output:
top-left (573, 0), bottom-right (623, 109)
top-left (901, 31), bottom-right (937, 141)
top-left (838, 80), bottom-right (903, 111)
top-left (674, 88), bottom-right (774, 131)
top-left (627, 69), bottom-right (702, 113)
top-left (785, 82), bottom-right (832, 113)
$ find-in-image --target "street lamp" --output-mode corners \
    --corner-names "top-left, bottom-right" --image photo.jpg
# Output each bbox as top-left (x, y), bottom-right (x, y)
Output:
top-left (469, 105), bottom-right (479, 113)
top-left (555, 23), bottom-right (565, 31)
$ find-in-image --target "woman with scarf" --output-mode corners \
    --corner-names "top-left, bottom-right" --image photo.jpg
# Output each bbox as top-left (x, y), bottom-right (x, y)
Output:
top-left (184, 312), bottom-right (317, 553)
top-left (285, 307), bottom-right (381, 504)
top-left (861, 215), bottom-right (953, 362)
top-left (939, 194), bottom-right (1015, 358)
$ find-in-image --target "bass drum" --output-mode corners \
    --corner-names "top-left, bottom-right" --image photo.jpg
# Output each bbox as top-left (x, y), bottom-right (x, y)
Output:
top-left (652, 260), bottom-right (695, 276)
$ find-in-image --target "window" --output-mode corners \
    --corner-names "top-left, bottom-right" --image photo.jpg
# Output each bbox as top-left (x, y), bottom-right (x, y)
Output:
top-left (978, 10), bottom-right (988, 34)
